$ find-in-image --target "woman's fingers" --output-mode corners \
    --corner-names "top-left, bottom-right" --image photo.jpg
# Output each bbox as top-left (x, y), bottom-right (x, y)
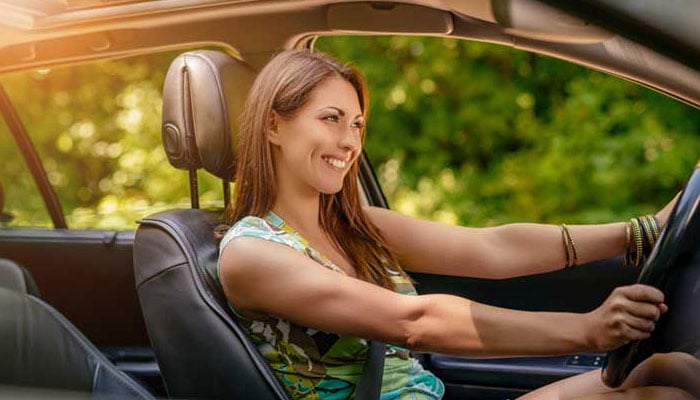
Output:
top-left (616, 284), bottom-right (664, 305)
top-left (616, 285), bottom-right (664, 334)
top-left (623, 314), bottom-right (656, 333)
top-left (590, 284), bottom-right (667, 350)
top-left (619, 298), bottom-right (662, 321)
top-left (623, 324), bottom-right (653, 341)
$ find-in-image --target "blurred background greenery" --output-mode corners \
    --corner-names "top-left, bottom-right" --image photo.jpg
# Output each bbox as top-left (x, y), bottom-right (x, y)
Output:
top-left (317, 36), bottom-right (700, 226)
top-left (1, 36), bottom-right (699, 230)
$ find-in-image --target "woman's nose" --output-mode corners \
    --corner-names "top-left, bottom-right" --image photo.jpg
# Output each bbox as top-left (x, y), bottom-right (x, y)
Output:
top-left (339, 128), bottom-right (361, 152)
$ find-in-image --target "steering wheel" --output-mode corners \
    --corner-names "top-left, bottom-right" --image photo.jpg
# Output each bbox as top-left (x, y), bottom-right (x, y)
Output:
top-left (602, 163), bottom-right (700, 387)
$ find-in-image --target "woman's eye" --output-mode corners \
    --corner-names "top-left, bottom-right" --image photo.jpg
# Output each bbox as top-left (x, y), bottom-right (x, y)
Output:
top-left (351, 121), bottom-right (364, 129)
top-left (323, 115), bottom-right (339, 122)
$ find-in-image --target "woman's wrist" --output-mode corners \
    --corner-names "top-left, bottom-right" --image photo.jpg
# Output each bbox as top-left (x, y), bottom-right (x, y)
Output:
top-left (655, 191), bottom-right (681, 229)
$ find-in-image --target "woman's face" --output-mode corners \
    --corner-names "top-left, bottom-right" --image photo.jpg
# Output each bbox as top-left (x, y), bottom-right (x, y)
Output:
top-left (269, 75), bottom-right (363, 195)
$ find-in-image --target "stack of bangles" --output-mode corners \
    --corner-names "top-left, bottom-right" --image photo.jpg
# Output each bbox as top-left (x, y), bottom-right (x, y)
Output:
top-left (559, 215), bottom-right (661, 269)
top-left (624, 214), bottom-right (661, 268)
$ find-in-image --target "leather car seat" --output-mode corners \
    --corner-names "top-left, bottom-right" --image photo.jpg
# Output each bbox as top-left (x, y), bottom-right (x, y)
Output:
top-left (133, 50), bottom-right (290, 399)
top-left (0, 258), bottom-right (154, 399)
top-left (0, 257), bottom-right (40, 296)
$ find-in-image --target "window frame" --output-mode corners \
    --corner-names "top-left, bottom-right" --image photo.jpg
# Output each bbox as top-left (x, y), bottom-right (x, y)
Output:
top-left (0, 83), bottom-right (65, 228)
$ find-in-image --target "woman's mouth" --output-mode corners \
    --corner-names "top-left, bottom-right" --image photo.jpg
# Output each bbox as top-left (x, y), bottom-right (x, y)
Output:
top-left (322, 156), bottom-right (347, 170)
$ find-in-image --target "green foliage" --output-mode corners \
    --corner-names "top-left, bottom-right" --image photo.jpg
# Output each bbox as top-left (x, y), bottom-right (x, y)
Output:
top-left (0, 51), bottom-right (224, 229)
top-left (1, 36), bottom-right (698, 230)
top-left (316, 36), bottom-right (700, 226)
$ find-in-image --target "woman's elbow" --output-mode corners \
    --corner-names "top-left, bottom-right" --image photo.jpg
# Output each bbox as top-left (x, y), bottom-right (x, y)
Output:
top-left (397, 296), bottom-right (435, 351)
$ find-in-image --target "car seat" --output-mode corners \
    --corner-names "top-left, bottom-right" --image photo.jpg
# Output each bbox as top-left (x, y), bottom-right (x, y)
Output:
top-left (133, 50), bottom-right (289, 399)
top-left (0, 257), bottom-right (40, 296)
top-left (0, 258), bottom-right (154, 399)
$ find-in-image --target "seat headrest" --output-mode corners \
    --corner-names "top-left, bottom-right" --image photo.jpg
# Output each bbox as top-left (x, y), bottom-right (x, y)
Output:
top-left (161, 50), bottom-right (255, 181)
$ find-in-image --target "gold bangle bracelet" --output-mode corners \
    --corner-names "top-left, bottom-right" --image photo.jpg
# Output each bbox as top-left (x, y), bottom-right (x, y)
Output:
top-left (630, 218), bottom-right (643, 267)
top-left (562, 224), bottom-right (578, 267)
top-left (650, 215), bottom-right (660, 239)
top-left (624, 221), bottom-right (634, 267)
top-left (644, 214), bottom-right (660, 246)
top-left (560, 225), bottom-right (571, 268)
top-left (639, 215), bottom-right (653, 250)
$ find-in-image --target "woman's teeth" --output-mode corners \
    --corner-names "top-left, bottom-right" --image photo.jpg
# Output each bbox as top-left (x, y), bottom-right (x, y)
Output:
top-left (323, 157), bottom-right (347, 169)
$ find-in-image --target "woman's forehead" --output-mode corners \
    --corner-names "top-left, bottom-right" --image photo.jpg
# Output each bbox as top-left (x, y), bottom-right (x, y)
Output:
top-left (305, 76), bottom-right (362, 116)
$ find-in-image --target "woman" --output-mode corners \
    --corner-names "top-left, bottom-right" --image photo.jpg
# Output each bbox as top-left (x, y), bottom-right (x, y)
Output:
top-left (217, 49), bottom-right (699, 399)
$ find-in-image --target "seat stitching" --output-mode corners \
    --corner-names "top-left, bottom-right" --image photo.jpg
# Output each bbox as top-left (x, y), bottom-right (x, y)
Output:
top-left (135, 261), bottom-right (188, 290)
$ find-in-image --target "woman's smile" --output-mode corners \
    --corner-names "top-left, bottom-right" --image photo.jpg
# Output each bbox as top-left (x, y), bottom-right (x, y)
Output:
top-left (322, 155), bottom-right (348, 170)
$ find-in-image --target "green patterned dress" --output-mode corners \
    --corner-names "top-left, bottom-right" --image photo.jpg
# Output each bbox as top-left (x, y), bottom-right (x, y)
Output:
top-left (217, 212), bottom-right (444, 400)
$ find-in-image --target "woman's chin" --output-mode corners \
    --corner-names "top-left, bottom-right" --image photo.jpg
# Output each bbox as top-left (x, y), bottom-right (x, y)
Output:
top-left (317, 183), bottom-right (344, 195)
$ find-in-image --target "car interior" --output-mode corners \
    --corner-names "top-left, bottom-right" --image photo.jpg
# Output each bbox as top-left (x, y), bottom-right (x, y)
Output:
top-left (1, 1), bottom-right (699, 399)
top-left (0, 258), bottom-right (154, 399)
top-left (133, 49), bottom-right (289, 399)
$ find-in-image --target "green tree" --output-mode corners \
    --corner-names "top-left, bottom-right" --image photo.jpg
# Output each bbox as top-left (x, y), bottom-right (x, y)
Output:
top-left (1, 37), bottom-right (698, 230)
top-left (0, 50), bottom-right (225, 229)
top-left (316, 36), bottom-right (700, 226)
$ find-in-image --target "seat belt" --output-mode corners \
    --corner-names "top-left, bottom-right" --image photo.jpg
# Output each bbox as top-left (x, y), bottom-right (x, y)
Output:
top-left (355, 340), bottom-right (385, 400)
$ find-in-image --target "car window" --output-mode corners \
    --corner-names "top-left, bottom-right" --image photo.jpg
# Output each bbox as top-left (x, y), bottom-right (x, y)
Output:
top-left (0, 119), bottom-right (52, 228)
top-left (0, 51), bottom-right (226, 230)
top-left (315, 36), bottom-right (700, 226)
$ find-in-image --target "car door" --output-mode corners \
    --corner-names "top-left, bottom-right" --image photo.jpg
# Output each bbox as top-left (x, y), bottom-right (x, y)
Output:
top-left (316, 34), bottom-right (699, 398)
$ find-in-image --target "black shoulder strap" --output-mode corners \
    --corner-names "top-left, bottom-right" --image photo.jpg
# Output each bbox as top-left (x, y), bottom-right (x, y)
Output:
top-left (355, 341), bottom-right (385, 400)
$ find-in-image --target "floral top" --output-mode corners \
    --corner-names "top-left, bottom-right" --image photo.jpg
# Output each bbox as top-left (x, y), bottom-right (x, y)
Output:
top-left (217, 212), bottom-right (444, 400)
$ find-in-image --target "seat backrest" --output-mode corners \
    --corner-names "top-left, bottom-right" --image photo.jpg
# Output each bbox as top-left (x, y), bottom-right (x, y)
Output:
top-left (0, 259), bottom-right (154, 399)
top-left (0, 258), bottom-right (39, 295)
top-left (133, 50), bottom-right (289, 399)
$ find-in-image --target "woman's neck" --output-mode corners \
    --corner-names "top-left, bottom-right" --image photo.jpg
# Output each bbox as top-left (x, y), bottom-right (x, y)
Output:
top-left (272, 184), bottom-right (322, 236)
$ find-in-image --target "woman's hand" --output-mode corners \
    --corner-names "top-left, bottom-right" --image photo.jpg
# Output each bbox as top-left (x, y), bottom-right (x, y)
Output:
top-left (584, 284), bottom-right (667, 351)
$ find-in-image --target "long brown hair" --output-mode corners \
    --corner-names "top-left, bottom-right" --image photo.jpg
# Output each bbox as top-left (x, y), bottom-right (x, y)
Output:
top-left (224, 49), bottom-right (401, 290)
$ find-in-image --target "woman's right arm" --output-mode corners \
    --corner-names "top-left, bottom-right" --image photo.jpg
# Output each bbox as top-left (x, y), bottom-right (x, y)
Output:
top-left (219, 236), bottom-right (665, 357)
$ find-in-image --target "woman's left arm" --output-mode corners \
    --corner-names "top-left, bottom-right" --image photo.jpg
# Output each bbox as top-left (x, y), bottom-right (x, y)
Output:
top-left (365, 197), bottom-right (676, 279)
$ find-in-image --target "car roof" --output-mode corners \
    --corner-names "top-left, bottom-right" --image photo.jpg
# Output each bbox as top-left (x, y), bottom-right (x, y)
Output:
top-left (0, 0), bottom-right (698, 108)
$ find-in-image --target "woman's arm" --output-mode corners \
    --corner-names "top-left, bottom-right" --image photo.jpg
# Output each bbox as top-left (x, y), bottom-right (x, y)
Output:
top-left (366, 206), bottom-right (628, 278)
top-left (219, 236), bottom-right (664, 357)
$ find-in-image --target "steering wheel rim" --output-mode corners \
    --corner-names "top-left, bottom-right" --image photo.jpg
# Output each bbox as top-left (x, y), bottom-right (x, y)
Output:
top-left (602, 163), bottom-right (700, 387)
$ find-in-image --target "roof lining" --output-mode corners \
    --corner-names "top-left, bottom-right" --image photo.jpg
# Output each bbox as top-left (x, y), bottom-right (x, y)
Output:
top-left (0, 0), bottom-right (698, 108)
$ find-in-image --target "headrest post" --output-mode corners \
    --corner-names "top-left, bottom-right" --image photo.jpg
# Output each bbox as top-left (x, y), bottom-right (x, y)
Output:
top-left (223, 180), bottom-right (231, 208)
top-left (188, 169), bottom-right (199, 209)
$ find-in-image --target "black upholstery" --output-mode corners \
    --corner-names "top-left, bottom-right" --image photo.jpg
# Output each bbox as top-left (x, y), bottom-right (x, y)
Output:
top-left (134, 50), bottom-right (289, 399)
top-left (135, 210), bottom-right (288, 399)
top-left (0, 259), bottom-right (154, 399)
top-left (161, 50), bottom-right (250, 180)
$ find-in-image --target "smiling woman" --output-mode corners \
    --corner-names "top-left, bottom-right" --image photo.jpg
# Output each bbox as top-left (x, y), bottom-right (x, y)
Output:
top-left (225, 50), bottom-right (400, 289)
top-left (213, 48), bottom-right (700, 400)
top-left (218, 49), bottom-right (445, 399)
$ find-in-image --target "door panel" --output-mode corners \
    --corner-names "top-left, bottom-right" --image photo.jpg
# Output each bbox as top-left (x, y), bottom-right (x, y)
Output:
top-left (0, 228), bottom-right (147, 347)
top-left (0, 228), bottom-right (165, 395)
top-left (430, 353), bottom-right (605, 398)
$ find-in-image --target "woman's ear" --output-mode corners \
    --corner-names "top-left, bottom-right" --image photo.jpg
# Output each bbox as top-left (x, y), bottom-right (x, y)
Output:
top-left (267, 112), bottom-right (281, 145)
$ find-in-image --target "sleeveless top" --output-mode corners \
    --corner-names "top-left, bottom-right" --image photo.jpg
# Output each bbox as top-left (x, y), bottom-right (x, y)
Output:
top-left (217, 212), bottom-right (444, 400)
